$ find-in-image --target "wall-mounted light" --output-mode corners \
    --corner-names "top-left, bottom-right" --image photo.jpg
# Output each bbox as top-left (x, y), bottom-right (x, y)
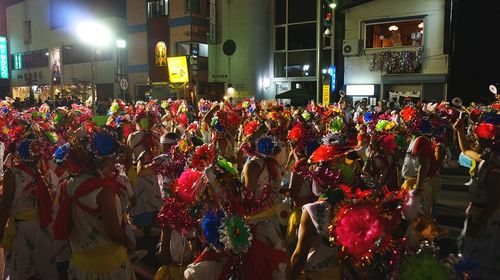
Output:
top-left (263, 78), bottom-right (271, 89)
top-left (418, 22), bottom-right (424, 29)
top-left (227, 83), bottom-right (235, 96)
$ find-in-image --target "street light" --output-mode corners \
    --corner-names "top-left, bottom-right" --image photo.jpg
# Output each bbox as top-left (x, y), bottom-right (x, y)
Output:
top-left (77, 21), bottom-right (112, 113)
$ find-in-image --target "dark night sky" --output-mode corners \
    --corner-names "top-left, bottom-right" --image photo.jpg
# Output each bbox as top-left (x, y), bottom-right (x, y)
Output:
top-left (449, 0), bottom-right (500, 104)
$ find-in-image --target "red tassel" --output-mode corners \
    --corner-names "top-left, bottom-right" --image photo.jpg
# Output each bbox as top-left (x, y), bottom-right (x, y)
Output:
top-left (33, 179), bottom-right (53, 228)
top-left (53, 188), bottom-right (73, 240)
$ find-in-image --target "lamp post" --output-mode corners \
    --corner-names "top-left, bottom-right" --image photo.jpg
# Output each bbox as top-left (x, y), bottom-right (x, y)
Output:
top-left (116, 39), bottom-right (127, 101)
top-left (77, 21), bottom-right (112, 113)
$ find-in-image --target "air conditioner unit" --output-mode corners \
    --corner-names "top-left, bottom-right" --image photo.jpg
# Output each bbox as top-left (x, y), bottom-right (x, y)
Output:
top-left (342, 39), bottom-right (362, 56)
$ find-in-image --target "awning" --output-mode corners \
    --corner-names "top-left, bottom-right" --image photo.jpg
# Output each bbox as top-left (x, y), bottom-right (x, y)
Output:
top-left (276, 88), bottom-right (314, 100)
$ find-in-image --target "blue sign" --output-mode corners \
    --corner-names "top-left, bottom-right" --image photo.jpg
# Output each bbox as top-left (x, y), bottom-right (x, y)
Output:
top-left (0, 37), bottom-right (8, 79)
top-left (329, 66), bottom-right (336, 92)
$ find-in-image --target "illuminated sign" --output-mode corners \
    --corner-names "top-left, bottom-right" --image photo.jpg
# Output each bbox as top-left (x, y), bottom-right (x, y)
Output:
top-left (13, 54), bottom-right (23, 70)
top-left (330, 66), bottom-right (336, 92)
top-left (167, 56), bottom-right (189, 83)
top-left (322, 84), bottom-right (330, 105)
top-left (0, 37), bottom-right (8, 79)
top-left (346, 84), bottom-right (375, 96)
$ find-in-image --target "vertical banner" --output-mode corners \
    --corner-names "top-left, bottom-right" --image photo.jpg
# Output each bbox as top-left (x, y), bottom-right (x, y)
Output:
top-left (49, 47), bottom-right (61, 84)
top-left (322, 84), bottom-right (330, 105)
top-left (209, 0), bottom-right (216, 44)
top-left (0, 37), bottom-right (8, 79)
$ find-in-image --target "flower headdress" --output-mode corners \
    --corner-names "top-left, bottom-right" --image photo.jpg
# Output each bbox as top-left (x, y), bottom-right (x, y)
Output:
top-left (189, 143), bottom-right (216, 171)
top-left (52, 128), bottom-right (119, 175)
top-left (255, 135), bottom-right (277, 158)
top-left (109, 99), bottom-right (126, 115)
top-left (243, 120), bottom-right (261, 137)
top-left (288, 122), bottom-right (319, 155)
top-left (134, 100), bottom-right (161, 128)
top-left (309, 143), bottom-right (354, 164)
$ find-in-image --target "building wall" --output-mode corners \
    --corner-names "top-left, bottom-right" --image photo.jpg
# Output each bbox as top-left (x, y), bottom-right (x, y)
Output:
top-left (7, 0), bottom-right (126, 98)
top-left (208, 0), bottom-right (273, 100)
top-left (343, 0), bottom-right (447, 86)
top-left (126, 0), bottom-right (148, 101)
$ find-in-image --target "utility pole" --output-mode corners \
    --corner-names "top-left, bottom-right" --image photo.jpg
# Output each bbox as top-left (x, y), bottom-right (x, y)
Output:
top-left (315, 0), bottom-right (323, 104)
top-left (91, 48), bottom-right (96, 113)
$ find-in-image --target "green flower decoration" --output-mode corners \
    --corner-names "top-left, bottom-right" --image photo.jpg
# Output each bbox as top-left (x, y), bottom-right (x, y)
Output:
top-left (330, 116), bottom-right (345, 133)
top-left (399, 254), bottom-right (452, 280)
top-left (161, 100), bottom-right (168, 109)
top-left (45, 132), bottom-right (59, 144)
top-left (217, 157), bottom-right (238, 176)
top-left (219, 214), bottom-right (252, 254)
top-left (302, 111), bottom-right (311, 121)
top-left (53, 113), bottom-right (66, 124)
top-left (375, 120), bottom-right (389, 131)
top-left (211, 116), bottom-right (219, 127)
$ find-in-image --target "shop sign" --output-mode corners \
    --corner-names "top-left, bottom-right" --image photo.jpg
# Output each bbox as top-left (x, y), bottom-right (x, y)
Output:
top-left (167, 56), bottom-right (190, 83)
top-left (277, 82), bottom-right (291, 94)
top-left (322, 84), bottom-right (330, 105)
top-left (0, 37), bottom-right (8, 79)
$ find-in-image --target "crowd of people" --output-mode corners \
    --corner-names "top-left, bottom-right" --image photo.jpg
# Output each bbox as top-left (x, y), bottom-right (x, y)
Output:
top-left (0, 92), bottom-right (499, 280)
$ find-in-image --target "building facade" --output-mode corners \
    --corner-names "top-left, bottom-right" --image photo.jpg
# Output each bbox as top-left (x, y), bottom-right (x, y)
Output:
top-left (208, 0), bottom-right (336, 104)
top-left (6, 0), bottom-right (126, 105)
top-left (126, 0), bottom-right (210, 102)
top-left (208, 0), bottom-right (448, 104)
top-left (342, 0), bottom-right (448, 103)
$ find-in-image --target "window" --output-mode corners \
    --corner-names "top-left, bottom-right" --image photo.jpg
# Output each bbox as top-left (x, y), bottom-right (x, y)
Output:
top-left (273, 0), bottom-right (329, 78)
top-left (288, 23), bottom-right (316, 50)
top-left (13, 50), bottom-right (49, 69)
top-left (23, 20), bottom-right (32, 45)
top-left (155, 41), bottom-right (167, 66)
top-left (148, 0), bottom-right (168, 19)
top-left (365, 18), bottom-right (424, 49)
top-left (186, 0), bottom-right (200, 12)
top-left (62, 44), bottom-right (112, 65)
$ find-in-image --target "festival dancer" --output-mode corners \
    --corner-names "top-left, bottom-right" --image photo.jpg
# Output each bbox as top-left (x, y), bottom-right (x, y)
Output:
top-left (241, 135), bottom-right (288, 280)
top-left (52, 131), bottom-right (137, 280)
top-left (127, 102), bottom-right (163, 237)
top-left (0, 137), bottom-right (59, 279)
top-left (454, 115), bottom-right (500, 279)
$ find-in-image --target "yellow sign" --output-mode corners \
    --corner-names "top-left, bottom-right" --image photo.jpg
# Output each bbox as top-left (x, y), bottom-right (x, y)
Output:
top-left (167, 56), bottom-right (189, 83)
top-left (322, 85), bottom-right (330, 105)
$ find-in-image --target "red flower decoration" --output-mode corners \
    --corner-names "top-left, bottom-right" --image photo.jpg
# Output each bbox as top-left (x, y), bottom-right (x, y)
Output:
top-left (190, 144), bottom-right (216, 170)
top-left (493, 104), bottom-right (500, 110)
top-left (178, 112), bottom-right (189, 126)
top-left (400, 106), bottom-right (417, 122)
top-left (309, 144), bottom-right (351, 163)
top-left (475, 122), bottom-right (496, 139)
top-left (333, 202), bottom-right (388, 263)
top-left (288, 123), bottom-right (305, 142)
top-left (176, 169), bottom-right (207, 204)
top-left (244, 120), bottom-right (260, 137)
top-left (470, 109), bottom-right (482, 123)
top-left (382, 134), bottom-right (398, 153)
top-left (157, 197), bottom-right (197, 236)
